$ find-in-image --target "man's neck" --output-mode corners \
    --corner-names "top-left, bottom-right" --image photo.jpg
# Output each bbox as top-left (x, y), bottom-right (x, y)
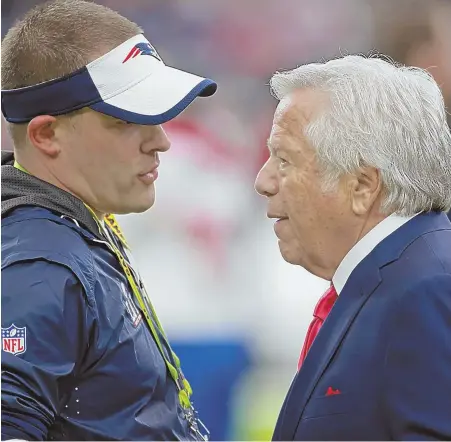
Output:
top-left (318, 211), bottom-right (389, 281)
top-left (13, 156), bottom-right (105, 221)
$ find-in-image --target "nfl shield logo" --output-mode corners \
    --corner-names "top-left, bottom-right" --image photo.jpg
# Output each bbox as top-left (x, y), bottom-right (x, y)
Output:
top-left (2, 324), bottom-right (27, 356)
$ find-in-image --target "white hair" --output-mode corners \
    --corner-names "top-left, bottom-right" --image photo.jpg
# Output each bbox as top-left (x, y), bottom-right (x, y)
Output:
top-left (270, 55), bottom-right (451, 215)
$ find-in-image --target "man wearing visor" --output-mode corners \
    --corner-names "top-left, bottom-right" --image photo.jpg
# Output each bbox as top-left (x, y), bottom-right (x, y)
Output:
top-left (1, 0), bottom-right (216, 440)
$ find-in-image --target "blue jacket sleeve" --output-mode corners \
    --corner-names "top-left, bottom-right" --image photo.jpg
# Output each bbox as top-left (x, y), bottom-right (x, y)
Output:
top-left (383, 274), bottom-right (451, 440)
top-left (1, 260), bottom-right (95, 441)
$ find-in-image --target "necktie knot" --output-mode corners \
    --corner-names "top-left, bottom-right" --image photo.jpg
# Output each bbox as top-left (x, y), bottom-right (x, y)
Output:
top-left (297, 284), bottom-right (338, 371)
top-left (313, 285), bottom-right (338, 321)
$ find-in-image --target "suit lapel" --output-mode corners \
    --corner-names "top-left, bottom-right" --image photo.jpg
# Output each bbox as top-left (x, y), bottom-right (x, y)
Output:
top-left (275, 257), bottom-right (382, 440)
top-left (272, 373), bottom-right (296, 440)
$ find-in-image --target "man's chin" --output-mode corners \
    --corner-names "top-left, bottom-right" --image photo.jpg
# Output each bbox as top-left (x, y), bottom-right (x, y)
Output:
top-left (112, 197), bottom-right (156, 215)
top-left (279, 242), bottom-right (330, 279)
top-left (278, 240), bottom-right (303, 266)
top-left (132, 198), bottom-right (156, 214)
top-left (131, 187), bottom-right (156, 213)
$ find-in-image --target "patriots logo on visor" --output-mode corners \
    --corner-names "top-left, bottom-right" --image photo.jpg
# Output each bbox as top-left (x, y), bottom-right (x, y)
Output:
top-left (123, 42), bottom-right (161, 63)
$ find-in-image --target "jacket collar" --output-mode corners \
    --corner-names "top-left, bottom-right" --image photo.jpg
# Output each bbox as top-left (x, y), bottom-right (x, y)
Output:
top-left (1, 151), bottom-right (102, 239)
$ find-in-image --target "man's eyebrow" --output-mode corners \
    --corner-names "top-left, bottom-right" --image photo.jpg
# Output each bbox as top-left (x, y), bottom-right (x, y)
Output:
top-left (266, 138), bottom-right (275, 154)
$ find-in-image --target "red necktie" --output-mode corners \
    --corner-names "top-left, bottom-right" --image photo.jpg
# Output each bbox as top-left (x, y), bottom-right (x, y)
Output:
top-left (297, 285), bottom-right (338, 370)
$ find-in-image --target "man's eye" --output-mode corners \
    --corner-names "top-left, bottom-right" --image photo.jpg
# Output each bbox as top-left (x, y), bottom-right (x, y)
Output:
top-left (116, 119), bottom-right (132, 125)
top-left (279, 158), bottom-right (288, 166)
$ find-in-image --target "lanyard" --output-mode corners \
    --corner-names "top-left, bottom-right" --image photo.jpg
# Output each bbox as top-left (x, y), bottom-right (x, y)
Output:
top-left (86, 207), bottom-right (194, 411)
top-left (12, 162), bottom-right (194, 411)
top-left (99, 219), bottom-right (210, 440)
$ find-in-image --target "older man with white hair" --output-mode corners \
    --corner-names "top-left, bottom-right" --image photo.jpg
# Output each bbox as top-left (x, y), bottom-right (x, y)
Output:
top-left (256, 55), bottom-right (451, 440)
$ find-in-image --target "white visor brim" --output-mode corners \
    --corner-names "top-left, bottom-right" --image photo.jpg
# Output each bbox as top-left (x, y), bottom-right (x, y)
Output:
top-left (90, 64), bottom-right (216, 125)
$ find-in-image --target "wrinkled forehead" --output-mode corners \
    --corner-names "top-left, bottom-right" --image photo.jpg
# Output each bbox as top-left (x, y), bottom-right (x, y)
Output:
top-left (271, 97), bottom-right (306, 144)
top-left (273, 95), bottom-right (296, 125)
top-left (273, 89), bottom-right (328, 134)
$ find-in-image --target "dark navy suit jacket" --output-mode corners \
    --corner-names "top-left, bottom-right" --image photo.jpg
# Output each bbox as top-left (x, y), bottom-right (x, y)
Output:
top-left (273, 211), bottom-right (451, 441)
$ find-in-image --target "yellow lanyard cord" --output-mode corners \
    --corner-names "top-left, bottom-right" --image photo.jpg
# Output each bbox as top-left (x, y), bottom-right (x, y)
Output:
top-left (13, 160), bottom-right (30, 174)
top-left (85, 207), bottom-right (193, 410)
top-left (12, 161), bottom-right (193, 409)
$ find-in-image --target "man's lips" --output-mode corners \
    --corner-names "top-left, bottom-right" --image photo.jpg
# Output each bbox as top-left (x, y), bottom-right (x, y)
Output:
top-left (268, 215), bottom-right (289, 237)
top-left (138, 164), bottom-right (159, 183)
top-left (267, 214), bottom-right (289, 221)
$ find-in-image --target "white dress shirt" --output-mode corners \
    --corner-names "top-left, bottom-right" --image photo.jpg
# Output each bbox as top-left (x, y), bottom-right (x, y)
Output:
top-left (332, 213), bottom-right (419, 294)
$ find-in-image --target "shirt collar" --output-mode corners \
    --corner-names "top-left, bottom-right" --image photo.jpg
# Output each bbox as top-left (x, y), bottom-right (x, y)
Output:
top-left (332, 212), bottom-right (419, 294)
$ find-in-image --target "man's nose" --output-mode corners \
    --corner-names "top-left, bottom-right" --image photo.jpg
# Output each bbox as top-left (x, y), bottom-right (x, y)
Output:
top-left (141, 125), bottom-right (171, 154)
top-left (255, 159), bottom-right (278, 197)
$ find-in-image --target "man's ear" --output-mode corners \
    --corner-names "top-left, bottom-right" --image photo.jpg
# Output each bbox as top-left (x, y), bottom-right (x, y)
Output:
top-left (27, 115), bottom-right (60, 157)
top-left (349, 166), bottom-right (382, 216)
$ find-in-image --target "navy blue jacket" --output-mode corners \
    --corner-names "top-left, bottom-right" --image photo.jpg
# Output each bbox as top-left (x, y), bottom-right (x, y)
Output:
top-left (273, 211), bottom-right (451, 440)
top-left (1, 153), bottom-right (200, 441)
